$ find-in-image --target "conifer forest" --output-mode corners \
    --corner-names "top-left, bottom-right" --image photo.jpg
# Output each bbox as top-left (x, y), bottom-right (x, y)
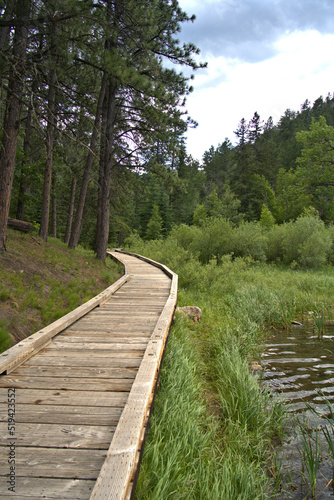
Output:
top-left (1, 1), bottom-right (334, 263)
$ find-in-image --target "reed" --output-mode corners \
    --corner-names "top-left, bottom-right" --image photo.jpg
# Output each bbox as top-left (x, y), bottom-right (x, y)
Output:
top-left (299, 424), bottom-right (321, 499)
top-left (312, 305), bottom-right (326, 338)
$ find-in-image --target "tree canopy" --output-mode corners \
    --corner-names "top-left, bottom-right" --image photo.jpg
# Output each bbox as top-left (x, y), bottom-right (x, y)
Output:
top-left (1, 2), bottom-right (334, 259)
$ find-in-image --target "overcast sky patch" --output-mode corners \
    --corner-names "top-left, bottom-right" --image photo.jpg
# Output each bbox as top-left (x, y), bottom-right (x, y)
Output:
top-left (176, 0), bottom-right (334, 161)
top-left (180, 0), bottom-right (334, 62)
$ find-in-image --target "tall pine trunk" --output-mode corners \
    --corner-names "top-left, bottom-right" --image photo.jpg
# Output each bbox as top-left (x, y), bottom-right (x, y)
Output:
top-left (39, 22), bottom-right (57, 241)
top-left (16, 104), bottom-right (33, 220)
top-left (0, 0), bottom-right (31, 252)
top-left (95, 79), bottom-right (118, 262)
top-left (64, 177), bottom-right (77, 245)
top-left (51, 170), bottom-right (57, 238)
top-left (68, 73), bottom-right (107, 249)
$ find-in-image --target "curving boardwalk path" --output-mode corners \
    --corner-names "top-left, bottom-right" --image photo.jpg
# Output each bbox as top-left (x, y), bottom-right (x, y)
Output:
top-left (0, 250), bottom-right (177, 500)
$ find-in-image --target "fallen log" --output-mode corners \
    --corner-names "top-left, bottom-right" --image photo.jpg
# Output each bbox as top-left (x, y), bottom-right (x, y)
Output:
top-left (8, 217), bottom-right (34, 233)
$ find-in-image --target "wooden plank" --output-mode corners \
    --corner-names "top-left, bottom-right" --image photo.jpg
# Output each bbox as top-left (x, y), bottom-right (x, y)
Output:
top-left (44, 336), bottom-right (150, 345)
top-left (0, 404), bottom-right (124, 425)
top-left (13, 366), bottom-right (138, 379)
top-left (0, 388), bottom-right (129, 406)
top-left (101, 300), bottom-right (167, 305)
top-left (0, 477), bottom-right (95, 499)
top-left (85, 310), bottom-right (160, 316)
top-left (58, 334), bottom-right (151, 342)
top-left (0, 422), bottom-right (115, 448)
top-left (64, 325), bottom-right (154, 333)
top-left (47, 342), bottom-right (147, 351)
top-left (0, 446), bottom-right (106, 479)
top-left (37, 349), bottom-right (144, 359)
top-left (23, 356), bottom-right (142, 368)
top-left (0, 375), bottom-right (134, 392)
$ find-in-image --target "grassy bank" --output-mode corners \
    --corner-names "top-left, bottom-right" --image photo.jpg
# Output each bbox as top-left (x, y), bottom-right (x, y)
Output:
top-left (125, 235), bottom-right (334, 499)
top-left (0, 229), bottom-right (121, 352)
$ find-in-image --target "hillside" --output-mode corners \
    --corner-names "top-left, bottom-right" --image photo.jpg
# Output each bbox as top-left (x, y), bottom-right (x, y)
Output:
top-left (0, 229), bottom-right (121, 352)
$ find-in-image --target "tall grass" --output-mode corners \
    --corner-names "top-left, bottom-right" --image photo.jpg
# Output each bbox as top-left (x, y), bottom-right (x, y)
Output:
top-left (127, 231), bottom-right (334, 499)
top-left (135, 316), bottom-right (281, 499)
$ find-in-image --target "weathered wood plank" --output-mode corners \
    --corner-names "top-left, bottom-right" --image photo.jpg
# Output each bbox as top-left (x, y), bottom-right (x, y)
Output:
top-left (37, 349), bottom-right (144, 359)
top-left (0, 477), bottom-right (95, 499)
top-left (0, 375), bottom-right (134, 391)
top-left (0, 388), bottom-right (129, 406)
top-left (46, 342), bottom-right (147, 351)
top-left (0, 403), bottom-right (124, 425)
top-left (0, 447), bottom-right (106, 479)
top-left (64, 325), bottom-right (153, 333)
top-left (23, 355), bottom-right (142, 368)
top-left (12, 365), bottom-right (138, 379)
top-left (57, 334), bottom-right (151, 342)
top-left (0, 422), bottom-right (115, 448)
top-left (47, 337), bottom-right (149, 345)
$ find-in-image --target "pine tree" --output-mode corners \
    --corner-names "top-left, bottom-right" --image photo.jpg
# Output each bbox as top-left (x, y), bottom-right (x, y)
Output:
top-left (0, 0), bottom-right (31, 251)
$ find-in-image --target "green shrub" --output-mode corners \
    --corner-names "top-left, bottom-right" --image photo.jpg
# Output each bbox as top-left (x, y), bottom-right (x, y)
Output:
top-left (265, 224), bottom-right (287, 262)
top-left (282, 214), bottom-right (332, 267)
top-left (232, 222), bottom-right (267, 262)
top-left (189, 217), bottom-right (234, 264)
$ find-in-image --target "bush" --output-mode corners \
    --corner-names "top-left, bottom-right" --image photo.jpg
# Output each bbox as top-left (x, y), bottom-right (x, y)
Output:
top-left (232, 222), bottom-right (267, 262)
top-left (265, 224), bottom-right (287, 262)
top-left (282, 214), bottom-right (332, 268)
top-left (189, 217), bottom-right (234, 264)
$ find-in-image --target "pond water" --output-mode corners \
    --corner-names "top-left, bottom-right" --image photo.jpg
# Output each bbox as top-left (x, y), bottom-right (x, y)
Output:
top-left (262, 325), bottom-right (334, 499)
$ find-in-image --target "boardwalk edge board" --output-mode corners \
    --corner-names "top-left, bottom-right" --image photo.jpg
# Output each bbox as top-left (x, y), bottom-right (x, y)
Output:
top-left (90, 250), bottom-right (178, 500)
top-left (0, 267), bottom-right (130, 375)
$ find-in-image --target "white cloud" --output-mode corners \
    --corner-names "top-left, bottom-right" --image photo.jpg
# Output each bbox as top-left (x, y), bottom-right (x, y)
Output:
top-left (184, 30), bottom-right (334, 161)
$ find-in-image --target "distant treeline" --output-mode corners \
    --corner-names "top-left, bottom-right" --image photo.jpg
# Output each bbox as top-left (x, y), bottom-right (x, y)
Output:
top-left (1, 3), bottom-right (334, 254)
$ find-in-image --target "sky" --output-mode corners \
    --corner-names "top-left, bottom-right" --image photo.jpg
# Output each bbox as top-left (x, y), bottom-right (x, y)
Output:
top-left (176, 0), bottom-right (334, 162)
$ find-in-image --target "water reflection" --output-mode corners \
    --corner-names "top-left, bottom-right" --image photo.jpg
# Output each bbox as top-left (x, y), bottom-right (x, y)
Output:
top-left (262, 327), bottom-right (334, 413)
top-left (262, 326), bottom-right (334, 499)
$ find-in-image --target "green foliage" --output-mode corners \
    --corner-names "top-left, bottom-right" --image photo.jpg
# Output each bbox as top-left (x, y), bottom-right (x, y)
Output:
top-left (189, 217), bottom-right (234, 264)
top-left (145, 205), bottom-right (163, 240)
top-left (129, 239), bottom-right (334, 497)
top-left (127, 205), bottom-right (334, 270)
top-left (232, 222), bottom-right (267, 261)
top-left (134, 266), bottom-right (288, 499)
top-left (260, 205), bottom-right (275, 229)
top-left (264, 224), bottom-right (287, 262)
top-left (296, 116), bottom-right (334, 221)
top-left (281, 213), bottom-right (332, 268)
top-left (192, 203), bottom-right (207, 226)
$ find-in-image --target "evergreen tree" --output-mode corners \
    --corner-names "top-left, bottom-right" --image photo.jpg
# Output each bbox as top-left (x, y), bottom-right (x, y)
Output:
top-left (146, 205), bottom-right (163, 240)
top-left (0, 0), bottom-right (31, 251)
top-left (296, 116), bottom-right (334, 221)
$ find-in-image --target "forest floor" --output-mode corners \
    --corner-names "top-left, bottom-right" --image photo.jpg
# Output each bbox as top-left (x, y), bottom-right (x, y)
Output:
top-left (0, 229), bottom-right (121, 350)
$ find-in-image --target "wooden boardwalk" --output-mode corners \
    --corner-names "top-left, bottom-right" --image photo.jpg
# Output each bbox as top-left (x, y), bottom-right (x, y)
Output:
top-left (0, 250), bottom-right (177, 500)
